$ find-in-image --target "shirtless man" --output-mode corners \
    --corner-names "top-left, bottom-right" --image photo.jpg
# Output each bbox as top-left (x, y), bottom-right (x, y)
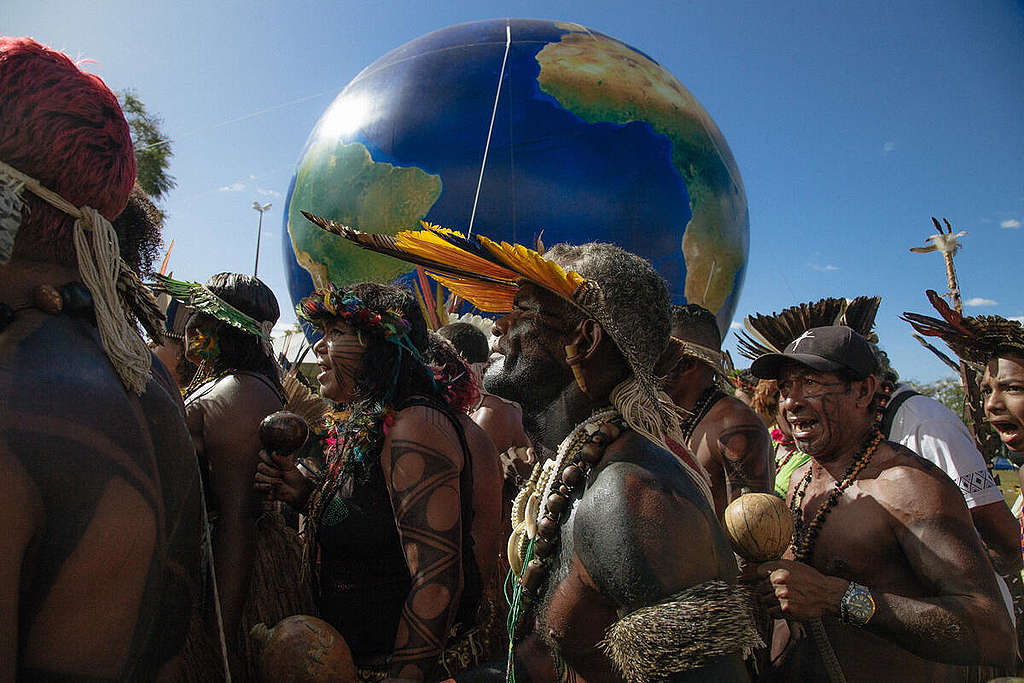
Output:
top-left (484, 243), bottom-right (753, 682)
top-left (437, 321), bottom-right (532, 485)
top-left (0, 37), bottom-right (201, 681)
top-left (751, 326), bottom-right (1015, 681)
top-left (660, 304), bottom-right (773, 520)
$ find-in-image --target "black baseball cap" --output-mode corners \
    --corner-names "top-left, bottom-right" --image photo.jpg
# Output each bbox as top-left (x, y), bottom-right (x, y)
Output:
top-left (750, 326), bottom-right (878, 381)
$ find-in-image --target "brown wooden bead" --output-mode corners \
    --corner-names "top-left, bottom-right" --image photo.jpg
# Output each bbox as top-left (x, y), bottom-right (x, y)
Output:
top-left (532, 536), bottom-right (555, 558)
top-left (557, 484), bottom-right (572, 497)
top-left (561, 464), bottom-right (584, 488)
top-left (579, 443), bottom-right (603, 465)
top-left (33, 284), bottom-right (63, 314)
top-left (589, 432), bottom-right (608, 446)
top-left (58, 282), bottom-right (92, 314)
top-left (599, 422), bottom-right (621, 441)
top-left (521, 558), bottom-right (546, 592)
top-left (546, 492), bottom-right (569, 515)
top-left (537, 515), bottom-right (559, 541)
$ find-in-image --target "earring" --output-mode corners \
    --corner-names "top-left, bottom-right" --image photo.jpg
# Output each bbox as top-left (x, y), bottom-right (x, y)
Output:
top-left (565, 343), bottom-right (587, 394)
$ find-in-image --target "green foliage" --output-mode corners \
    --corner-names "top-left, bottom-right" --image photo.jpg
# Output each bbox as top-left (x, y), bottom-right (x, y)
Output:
top-left (119, 90), bottom-right (175, 201)
top-left (908, 376), bottom-right (968, 422)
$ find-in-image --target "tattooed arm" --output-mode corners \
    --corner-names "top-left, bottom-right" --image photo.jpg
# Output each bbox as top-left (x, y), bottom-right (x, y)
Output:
top-left (381, 406), bottom-right (466, 682)
top-left (711, 397), bottom-right (774, 504)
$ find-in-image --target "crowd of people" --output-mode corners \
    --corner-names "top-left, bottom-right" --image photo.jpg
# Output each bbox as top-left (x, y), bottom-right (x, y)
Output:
top-left (2, 35), bottom-right (1024, 683)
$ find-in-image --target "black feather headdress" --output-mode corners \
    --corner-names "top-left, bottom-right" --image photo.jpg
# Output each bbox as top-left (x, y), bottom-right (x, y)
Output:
top-left (901, 290), bottom-right (1024, 365)
top-left (736, 296), bottom-right (881, 361)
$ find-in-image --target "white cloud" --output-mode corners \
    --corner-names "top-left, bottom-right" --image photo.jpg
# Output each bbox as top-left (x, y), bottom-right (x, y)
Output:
top-left (730, 321), bottom-right (744, 330)
top-left (882, 141), bottom-right (896, 154)
top-left (965, 297), bottom-right (998, 307)
top-left (810, 263), bottom-right (839, 272)
top-left (1010, 316), bottom-right (1024, 324)
top-left (219, 182), bottom-right (246, 192)
top-left (257, 188), bottom-right (282, 198)
top-left (1000, 218), bottom-right (1021, 229)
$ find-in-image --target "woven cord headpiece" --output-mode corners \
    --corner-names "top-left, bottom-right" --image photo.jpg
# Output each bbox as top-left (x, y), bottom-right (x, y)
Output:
top-left (0, 158), bottom-right (157, 394)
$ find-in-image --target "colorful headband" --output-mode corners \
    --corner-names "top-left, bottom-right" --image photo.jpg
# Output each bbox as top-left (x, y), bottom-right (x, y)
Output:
top-left (901, 289), bottom-right (1024, 365)
top-left (298, 285), bottom-right (416, 349)
top-left (299, 285), bottom-right (430, 398)
top-left (0, 158), bottom-right (160, 394)
top-left (154, 274), bottom-right (274, 355)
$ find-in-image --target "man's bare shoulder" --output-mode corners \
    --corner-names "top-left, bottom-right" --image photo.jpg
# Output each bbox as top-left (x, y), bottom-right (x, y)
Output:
top-left (1, 314), bottom-right (179, 435)
top-left (574, 432), bottom-right (728, 610)
top-left (706, 394), bottom-right (766, 432)
top-left (868, 441), bottom-right (969, 517)
top-left (594, 432), bottom-right (711, 512)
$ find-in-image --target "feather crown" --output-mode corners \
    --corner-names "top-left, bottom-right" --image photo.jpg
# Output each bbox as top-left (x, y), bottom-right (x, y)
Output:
top-left (901, 290), bottom-right (1024, 365)
top-left (154, 274), bottom-right (271, 340)
top-left (298, 284), bottom-right (413, 346)
top-left (736, 296), bottom-right (881, 361)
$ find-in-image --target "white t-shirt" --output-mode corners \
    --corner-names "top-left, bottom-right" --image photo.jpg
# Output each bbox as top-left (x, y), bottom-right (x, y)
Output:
top-left (887, 384), bottom-right (1004, 509)
top-left (887, 386), bottom-right (1015, 624)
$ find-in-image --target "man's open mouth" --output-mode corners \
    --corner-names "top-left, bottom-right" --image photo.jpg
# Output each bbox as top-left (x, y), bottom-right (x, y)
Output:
top-left (788, 416), bottom-right (818, 438)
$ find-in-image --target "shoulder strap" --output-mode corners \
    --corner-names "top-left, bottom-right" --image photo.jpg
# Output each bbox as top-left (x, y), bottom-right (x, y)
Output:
top-left (881, 389), bottom-right (919, 438)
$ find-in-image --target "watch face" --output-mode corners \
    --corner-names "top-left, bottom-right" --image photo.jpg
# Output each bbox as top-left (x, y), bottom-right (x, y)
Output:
top-left (846, 590), bottom-right (875, 625)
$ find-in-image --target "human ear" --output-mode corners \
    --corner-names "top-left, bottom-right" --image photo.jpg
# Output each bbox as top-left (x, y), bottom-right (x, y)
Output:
top-left (569, 319), bottom-right (603, 361)
top-left (855, 375), bottom-right (879, 408)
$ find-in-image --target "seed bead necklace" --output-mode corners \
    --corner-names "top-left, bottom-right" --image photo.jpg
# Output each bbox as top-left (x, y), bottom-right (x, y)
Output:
top-left (789, 429), bottom-right (884, 563)
top-left (680, 385), bottom-right (725, 443)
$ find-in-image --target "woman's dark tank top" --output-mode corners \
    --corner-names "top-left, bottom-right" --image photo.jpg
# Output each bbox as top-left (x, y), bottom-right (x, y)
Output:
top-left (316, 396), bottom-right (481, 662)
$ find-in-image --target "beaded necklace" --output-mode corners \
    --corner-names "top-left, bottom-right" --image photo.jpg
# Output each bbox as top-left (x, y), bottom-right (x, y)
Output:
top-left (306, 402), bottom-right (394, 528)
top-left (680, 385), bottom-right (725, 443)
top-left (505, 407), bottom-right (625, 682)
top-left (789, 429), bottom-right (883, 563)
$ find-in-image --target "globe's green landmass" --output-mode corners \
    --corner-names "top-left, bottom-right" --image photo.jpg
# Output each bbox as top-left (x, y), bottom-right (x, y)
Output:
top-left (286, 140), bottom-right (443, 288)
top-left (282, 19), bottom-right (749, 331)
top-left (536, 28), bottom-right (746, 313)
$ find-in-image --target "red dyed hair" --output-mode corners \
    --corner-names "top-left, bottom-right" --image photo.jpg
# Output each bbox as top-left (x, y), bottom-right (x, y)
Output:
top-left (0, 37), bottom-right (135, 266)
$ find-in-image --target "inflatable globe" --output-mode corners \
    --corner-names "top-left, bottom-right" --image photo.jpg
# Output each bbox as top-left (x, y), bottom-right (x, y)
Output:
top-left (282, 18), bottom-right (748, 333)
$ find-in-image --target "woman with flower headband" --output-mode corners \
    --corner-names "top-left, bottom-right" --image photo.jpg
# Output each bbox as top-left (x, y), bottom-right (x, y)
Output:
top-left (159, 271), bottom-right (311, 680)
top-left (255, 282), bottom-right (503, 682)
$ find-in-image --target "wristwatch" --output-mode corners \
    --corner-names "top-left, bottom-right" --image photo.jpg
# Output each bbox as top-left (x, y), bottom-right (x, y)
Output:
top-left (840, 581), bottom-right (875, 627)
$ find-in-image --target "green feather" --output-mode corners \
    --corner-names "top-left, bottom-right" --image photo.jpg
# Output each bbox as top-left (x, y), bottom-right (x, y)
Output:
top-left (153, 274), bottom-right (269, 339)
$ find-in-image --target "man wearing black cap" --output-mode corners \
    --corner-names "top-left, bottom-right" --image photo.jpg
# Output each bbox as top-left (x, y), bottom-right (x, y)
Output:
top-left (751, 326), bottom-right (1015, 681)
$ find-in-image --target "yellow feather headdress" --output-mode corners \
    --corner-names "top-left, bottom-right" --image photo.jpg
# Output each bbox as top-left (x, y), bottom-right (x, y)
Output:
top-left (300, 212), bottom-right (594, 314)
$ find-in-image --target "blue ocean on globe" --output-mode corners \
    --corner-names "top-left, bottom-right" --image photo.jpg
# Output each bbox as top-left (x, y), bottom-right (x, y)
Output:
top-left (282, 18), bottom-right (748, 333)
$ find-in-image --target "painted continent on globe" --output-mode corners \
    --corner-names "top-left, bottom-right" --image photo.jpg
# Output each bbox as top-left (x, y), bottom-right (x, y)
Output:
top-left (283, 18), bottom-right (748, 331)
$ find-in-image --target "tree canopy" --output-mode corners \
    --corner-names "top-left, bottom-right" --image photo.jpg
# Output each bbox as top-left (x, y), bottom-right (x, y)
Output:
top-left (119, 90), bottom-right (176, 201)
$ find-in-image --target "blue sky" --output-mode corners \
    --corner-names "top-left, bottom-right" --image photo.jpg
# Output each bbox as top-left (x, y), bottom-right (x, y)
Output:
top-left (6, 0), bottom-right (1023, 383)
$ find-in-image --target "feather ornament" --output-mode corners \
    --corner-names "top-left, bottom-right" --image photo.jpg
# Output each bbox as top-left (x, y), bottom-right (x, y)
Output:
top-left (154, 274), bottom-right (270, 340)
top-left (476, 235), bottom-right (586, 304)
top-left (426, 272), bottom-right (516, 313)
top-left (736, 296), bottom-right (880, 361)
top-left (302, 212), bottom-right (516, 285)
top-left (901, 289), bottom-right (1024, 364)
top-left (840, 296), bottom-right (882, 343)
top-left (301, 211), bottom-right (594, 313)
top-left (737, 298), bottom-right (847, 360)
top-left (282, 373), bottom-right (330, 427)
